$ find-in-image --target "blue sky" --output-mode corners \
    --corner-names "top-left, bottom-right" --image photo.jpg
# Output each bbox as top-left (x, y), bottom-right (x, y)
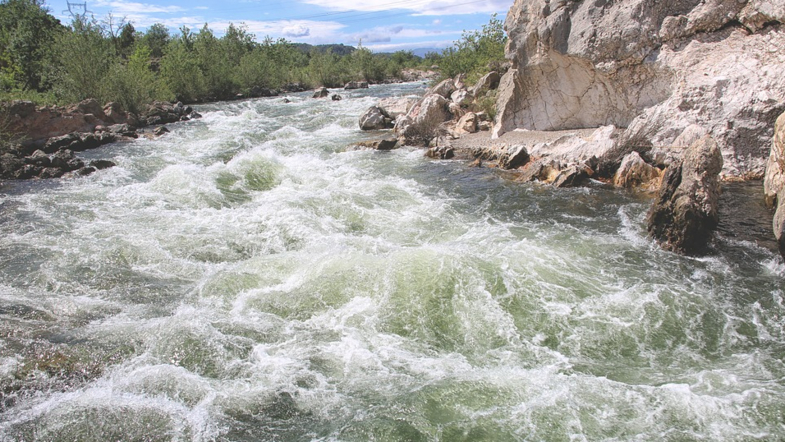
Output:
top-left (47, 0), bottom-right (511, 52)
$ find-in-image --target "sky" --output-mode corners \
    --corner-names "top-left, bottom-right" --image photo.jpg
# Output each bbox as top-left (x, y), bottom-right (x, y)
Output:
top-left (46, 0), bottom-right (512, 53)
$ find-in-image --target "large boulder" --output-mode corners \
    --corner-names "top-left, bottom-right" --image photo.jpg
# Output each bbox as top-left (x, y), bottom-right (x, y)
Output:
top-left (647, 135), bottom-right (723, 255)
top-left (775, 188), bottom-right (785, 260)
top-left (495, 0), bottom-right (785, 178)
top-left (394, 94), bottom-right (451, 146)
top-left (429, 79), bottom-right (456, 99)
top-left (764, 112), bottom-right (785, 208)
top-left (359, 106), bottom-right (393, 130)
top-left (377, 97), bottom-right (417, 120)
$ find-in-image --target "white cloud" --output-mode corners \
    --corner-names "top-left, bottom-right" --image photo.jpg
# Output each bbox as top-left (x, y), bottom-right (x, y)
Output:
top-left (194, 6), bottom-right (209, 10)
top-left (300, 0), bottom-right (511, 15)
top-left (432, 19), bottom-right (441, 25)
top-left (364, 38), bottom-right (454, 52)
top-left (283, 24), bottom-right (310, 37)
top-left (93, 0), bottom-right (184, 14)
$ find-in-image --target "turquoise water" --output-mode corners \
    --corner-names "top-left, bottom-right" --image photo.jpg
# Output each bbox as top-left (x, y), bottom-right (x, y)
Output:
top-left (0, 83), bottom-right (783, 441)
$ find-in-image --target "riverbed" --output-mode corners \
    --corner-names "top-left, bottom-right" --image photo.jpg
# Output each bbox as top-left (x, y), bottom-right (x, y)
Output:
top-left (1, 82), bottom-right (783, 441)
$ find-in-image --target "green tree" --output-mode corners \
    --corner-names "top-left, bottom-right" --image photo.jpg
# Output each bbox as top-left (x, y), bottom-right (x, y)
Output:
top-left (104, 43), bottom-right (163, 113)
top-left (159, 38), bottom-right (205, 102)
top-left (50, 16), bottom-right (112, 103)
top-left (0, 0), bottom-right (63, 91)
top-left (438, 14), bottom-right (506, 82)
top-left (140, 22), bottom-right (169, 58)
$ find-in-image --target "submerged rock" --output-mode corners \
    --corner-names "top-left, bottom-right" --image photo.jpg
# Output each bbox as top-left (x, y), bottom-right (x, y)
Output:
top-left (647, 136), bottom-right (723, 255)
top-left (312, 87), bottom-right (330, 98)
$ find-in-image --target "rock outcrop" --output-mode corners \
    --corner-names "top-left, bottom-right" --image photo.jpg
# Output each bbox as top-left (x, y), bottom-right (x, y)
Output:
top-left (764, 112), bottom-right (785, 207)
top-left (647, 135), bottom-right (723, 255)
top-left (495, 0), bottom-right (785, 178)
top-left (766, 111), bottom-right (785, 260)
top-left (1, 99), bottom-right (202, 180)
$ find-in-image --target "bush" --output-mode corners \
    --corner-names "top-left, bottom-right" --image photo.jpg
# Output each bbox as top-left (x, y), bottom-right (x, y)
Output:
top-left (436, 14), bottom-right (506, 83)
top-left (50, 17), bottom-right (112, 104)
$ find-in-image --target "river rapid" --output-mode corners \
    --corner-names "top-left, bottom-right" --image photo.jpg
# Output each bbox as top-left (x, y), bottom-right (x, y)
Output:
top-left (1, 82), bottom-right (784, 441)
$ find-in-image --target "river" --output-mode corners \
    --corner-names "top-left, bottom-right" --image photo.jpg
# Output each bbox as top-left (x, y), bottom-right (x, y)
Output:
top-left (1, 82), bottom-right (783, 441)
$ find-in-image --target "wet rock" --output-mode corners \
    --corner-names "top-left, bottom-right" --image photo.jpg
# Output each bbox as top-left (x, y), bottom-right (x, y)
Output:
top-left (90, 159), bottom-right (116, 170)
top-left (25, 150), bottom-right (51, 167)
top-left (359, 106), bottom-right (393, 131)
top-left (0, 153), bottom-right (24, 179)
top-left (764, 112), bottom-right (785, 208)
top-left (426, 145), bottom-right (455, 160)
top-left (647, 135), bottom-right (723, 255)
top-left (50, 149), bottom-right (75, 169)
top-left (75, 166), bottom-right (96, 176)
top-left (38, 167), bottom-right (65, 179)
top-left (15, 164), bottom-right (41, 179)
top-left (775, 188), bottom-right (785, 260)
top-left (351, 137), bottom-right (398, 151)
top-left (43, 133), bottom-right (80, 153)
top-left (283, 98), bottom-right (291, 104)
top-left (498, 145), bottom-right (530, 170)
top-left (153, 126), bottom-right (169, 136)
top-left (344, 81), bottom-right (369, 89)
top-left (189, 111), bottom-right (202, 119)
top-left (613, 151), bottom-right (663, 191)
top-left (108, 124), bottom-right (137, 138)
top-left (250, 86), bottom-right (278, 97)
top-left (284, 83), bottom-right (306, 93)
top-left (312, 87), bottom-right (329, 98)
top-left (552, 165), bottom-right (590, 188)
top-left (331, 94), bottom-right (342, 101)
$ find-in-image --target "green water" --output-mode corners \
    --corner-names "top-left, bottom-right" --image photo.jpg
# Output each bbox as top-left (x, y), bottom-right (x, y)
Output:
top-left (0, 83), bottom-right (783, 441)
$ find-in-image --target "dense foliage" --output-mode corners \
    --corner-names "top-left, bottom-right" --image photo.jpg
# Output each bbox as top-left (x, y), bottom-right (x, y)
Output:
top-left (0, 0), bottom-right (426, 109)
top-left (431, 14), bottom-right (507, 84)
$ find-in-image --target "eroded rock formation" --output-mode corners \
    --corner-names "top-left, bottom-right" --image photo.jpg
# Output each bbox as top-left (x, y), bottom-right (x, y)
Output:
top-left (765, 111), bottom-right (785, 259)
top-left (495, 0), bottom-right (785, 178)
top-left (647, 135), bottom-right (723, 254)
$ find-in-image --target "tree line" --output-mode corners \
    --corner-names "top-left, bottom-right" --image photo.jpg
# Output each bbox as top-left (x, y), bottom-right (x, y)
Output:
top-left (0, 0), bottom-right (506, 112)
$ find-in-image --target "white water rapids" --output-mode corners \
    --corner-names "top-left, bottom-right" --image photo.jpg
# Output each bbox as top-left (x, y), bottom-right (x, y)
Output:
top-left (0, 83), bottom-right (784, 441)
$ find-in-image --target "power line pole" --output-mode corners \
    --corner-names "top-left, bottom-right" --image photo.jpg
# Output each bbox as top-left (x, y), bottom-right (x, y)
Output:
top-left (62, 1), bottom-right (93, 20)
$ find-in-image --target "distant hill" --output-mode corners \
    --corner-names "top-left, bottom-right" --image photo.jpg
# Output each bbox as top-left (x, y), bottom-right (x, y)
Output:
top-left (412, 48), bottom-right (442, 58)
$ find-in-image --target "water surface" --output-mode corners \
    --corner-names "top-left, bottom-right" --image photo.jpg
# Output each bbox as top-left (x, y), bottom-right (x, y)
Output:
top-left (1, 83), bottom-right (783, 441)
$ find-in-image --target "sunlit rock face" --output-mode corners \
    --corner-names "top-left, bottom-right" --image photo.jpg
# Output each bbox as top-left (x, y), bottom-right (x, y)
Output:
top-left (495, 0), bottom-right (785, 178)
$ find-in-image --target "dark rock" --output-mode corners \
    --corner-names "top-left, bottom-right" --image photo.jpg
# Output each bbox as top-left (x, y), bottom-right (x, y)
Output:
top-left (647, 135), bottom-right (723, 255)
top-left (154, 126), bottom-right (169, 136)
top-left (189, 111), bottom-right (202, 119)
top-left (469, 71), bottom-right (501, 98)
top-left (50, 149), bottom-right (74, 169)
top-left (498, 145), bottom-right (530, 170)
top-left (6, 100), bottom-right (36, 118)
top-left (25, 150), bottom-right (51, 167)
top-left (283, 83), bottom-right (306, 93)
top-left (359, 106), bottom-right (393, 131)
top-left (331, 94), bottom-right (342, 101)
top-left (76, 166), bottom-right (96, 176)
top-left (552, 165), bottom-right (589, 188)
top-left (66, 158), bottom-right (85, 170)
top-left (108, 124), bottom-right (137, 137)
top-left (89, 159), bottom-right (116, 170)
top-left (44, 133), bottom-right (80, 153)
top-left (1, 153), bottom-right (24, 179)
top-left (250, 86), bottom-right (279, 97)
top-left (312, 87), bottom-right (329, 98)
top-left (283, 98), bottom-right (291, 104)
top-left (68, 98), bottom-right (107, 120)
top-left (15, 164), bottom-right (41, 179)
top-left (425, 145), bottom-right (455, 160)
top-left (352, 137), bottom-right (398, 151)
top-left (39, 167), bottom-right (65, 179)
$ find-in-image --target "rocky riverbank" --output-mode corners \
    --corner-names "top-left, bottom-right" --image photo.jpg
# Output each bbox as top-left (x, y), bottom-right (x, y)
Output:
top-left (0, 99), bottom-right (201, 180)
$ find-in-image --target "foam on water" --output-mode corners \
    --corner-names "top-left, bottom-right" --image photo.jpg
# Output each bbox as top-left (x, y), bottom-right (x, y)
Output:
top-left (1, 82), bottom-right (784, 441)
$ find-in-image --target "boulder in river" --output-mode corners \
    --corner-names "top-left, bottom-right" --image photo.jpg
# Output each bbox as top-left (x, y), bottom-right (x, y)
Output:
top-left (647, 135), bottom-right (723, 255)
top-left (359, 106), bottom-right (393, 131)
top-left (312, 87), bottom-right (330, 98)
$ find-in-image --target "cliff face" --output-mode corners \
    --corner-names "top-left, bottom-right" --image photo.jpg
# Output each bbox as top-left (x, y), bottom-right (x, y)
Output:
top-left (495, 0), bottom-right (785, 177)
